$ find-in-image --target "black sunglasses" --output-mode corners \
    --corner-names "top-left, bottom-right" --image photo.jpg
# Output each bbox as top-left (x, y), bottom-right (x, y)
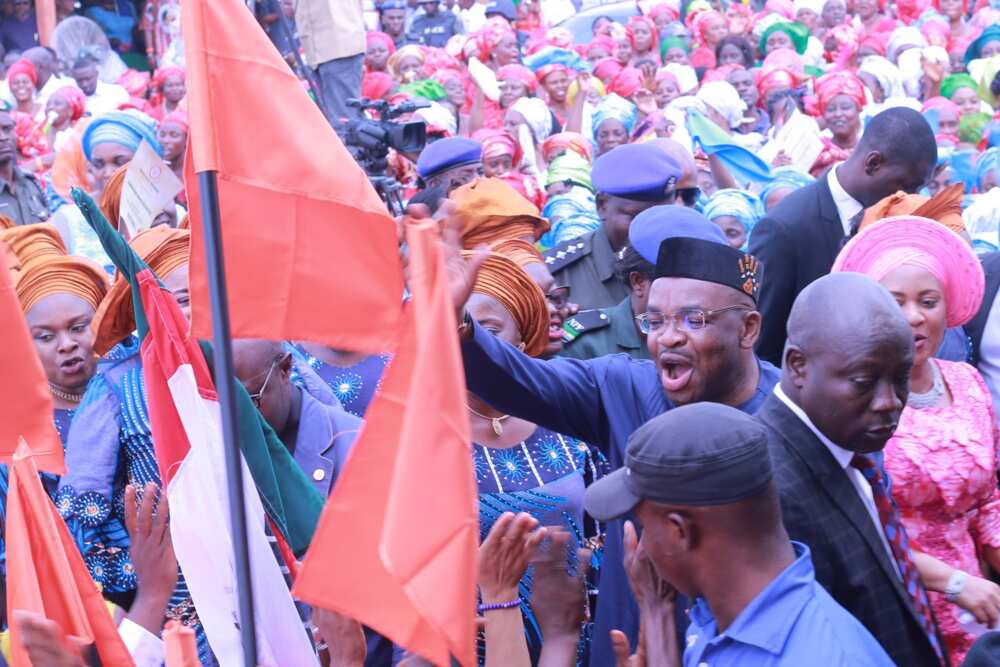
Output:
top-left (677, 187), bottom-right (701, 207)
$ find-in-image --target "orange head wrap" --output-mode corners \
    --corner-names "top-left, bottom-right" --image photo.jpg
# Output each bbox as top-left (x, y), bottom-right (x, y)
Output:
top-left (450, 178), bottom-right (549, 248)
top-left (1, 224), bottom-right (69, 272)
top-left (14, 255), bottom-right (109, 314)
top-left (93, 226), bottom-right (190, 355)
top-left (468, 251), bottom-right (549, 358)
top-left (100, 164), bottom-right (128, 231)
top-left (488, 238), bottom-right (544, 269)
top-left (859, 183), bottom-right (966, 238)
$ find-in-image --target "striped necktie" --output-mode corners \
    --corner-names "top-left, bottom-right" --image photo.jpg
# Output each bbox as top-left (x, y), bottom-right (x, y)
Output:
top-left (851, 453), bottom-right (945, 665)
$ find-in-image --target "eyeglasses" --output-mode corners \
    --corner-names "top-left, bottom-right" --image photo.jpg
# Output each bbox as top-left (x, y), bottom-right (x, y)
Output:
top-left (545, 285), bottom-right (571, 309)
top-left (677, 187), bottom-right (701, 207)
top-left (635, 305), bottom-right (752, 334)
top-left (248, 361), bottom-right (278, 408)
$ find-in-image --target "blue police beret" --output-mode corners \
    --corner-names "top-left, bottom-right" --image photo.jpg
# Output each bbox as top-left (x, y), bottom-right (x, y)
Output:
top-left (628, 205), bottom-right (727, 264)
top-left (592, 143), bottom-right (682, 202)
top-left (416, 137), bottom-right (483, 179)
top-left (485, 0), bottom-right (516, 21)
top-left (378, 0), bottom-right (407, 9)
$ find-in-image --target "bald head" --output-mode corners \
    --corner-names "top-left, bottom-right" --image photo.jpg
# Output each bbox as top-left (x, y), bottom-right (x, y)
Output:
top-left (232, 339), bottom-right (296, 437)
top-left (23, 47), bottom-right (53, 84)
top-left (783, 273), bottom-right (914, 453)
top-left (232, 339), bottom-right (285, 381)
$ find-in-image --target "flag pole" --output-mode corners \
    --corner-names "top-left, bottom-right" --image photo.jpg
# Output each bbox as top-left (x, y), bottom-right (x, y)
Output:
top-left (196, 170), bottom-right (259, 667)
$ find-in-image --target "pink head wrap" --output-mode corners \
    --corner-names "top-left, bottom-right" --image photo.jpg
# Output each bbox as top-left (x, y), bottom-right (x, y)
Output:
top-left (541, 132), bottom-right (593, 163)
top-left (648, 3), bottom-right (679, 23)
top-left (627, 15), bottom-right (660, 53)
top-left (6, 58), bottom-right (36, 87)
top-left (922, 96), bottom-right (960, 116)
top-left (473, 128), bottom-right (523, 166)
top-left (545, 27), bottom-right (575, 50)
top-left (478, 19), bottom-right (517, 61)
top-left (497, 64), bottom-right (538, 92)
top-left (587, 35), bottom-right (617, 58)
top-left (702, 64), bottom-right (743, 84)
top-left (755, 68), bottom-right (801, 105)
top-left (920, 19), bottom-right (951, 48)
top-left (859, 34), bottom-right (888, 56)
top-left (765, 0), bottom-right (795, 20)
top-left (593, 56), bottom-right (625, 83)
top-left (152, 65), bottom-right (184, 91)
top-left (536, 64), bottom-right (571, 84)
top-left (815, 71), bottom-right (867, 114)
top-left (691, 10), bottom-right (725, 46)
top-left (366, 31), bottom-right (397, 55)
top-left (655, 69), bottom-right (681, 88)
top-left (362, 71), bottom-right (395, 100)
top-left (609, 67), bottom-right (646, 98)
top-left (832, 216), bottom-right (984, 326)
top-left (162, 110), bottom-right (189, 134)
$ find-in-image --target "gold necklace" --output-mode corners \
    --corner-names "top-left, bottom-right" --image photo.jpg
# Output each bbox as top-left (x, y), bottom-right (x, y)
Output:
top-left (49, 383), bottom-right (84, 404)
top-left (468, 406), bottom-right (510, 436)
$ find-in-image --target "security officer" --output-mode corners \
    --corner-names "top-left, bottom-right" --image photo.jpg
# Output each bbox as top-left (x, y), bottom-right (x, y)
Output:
top-left (542, 142), bottom-right (680, 310)
top-left (415, 136), bottom-right (483, 195)
top-left (408, 0), bottom-right (459, 48)
top-left (560, 207), bottom-right (729, 362)
top-left (0, 110), bottom-right (49, 227)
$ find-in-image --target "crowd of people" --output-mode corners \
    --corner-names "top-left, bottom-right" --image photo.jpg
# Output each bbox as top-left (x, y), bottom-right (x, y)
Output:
top-left (4, 0), bottom-right (1000, 665)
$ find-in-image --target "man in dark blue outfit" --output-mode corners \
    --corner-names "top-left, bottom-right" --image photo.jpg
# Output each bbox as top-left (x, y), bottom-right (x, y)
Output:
top-left (446, 204), bottom-right (779, 666)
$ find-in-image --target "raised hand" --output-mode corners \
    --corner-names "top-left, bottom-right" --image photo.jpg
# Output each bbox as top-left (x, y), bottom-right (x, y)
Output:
top-left (478, 512), bottom-right (546, 603)
top-left (124, 483), bottom-right (178, 634)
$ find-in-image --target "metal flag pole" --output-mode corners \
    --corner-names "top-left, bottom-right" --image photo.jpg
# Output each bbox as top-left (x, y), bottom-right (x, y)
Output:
top-left (197, 170), bottom-right (259, 667)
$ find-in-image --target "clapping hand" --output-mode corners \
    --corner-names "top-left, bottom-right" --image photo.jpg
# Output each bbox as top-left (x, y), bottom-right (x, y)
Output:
top-left (531, 528), bottom-right (591, 641)
top-left (124, 483), bottom-right (178, 634)
top-left (478, 512), bottom-right (546, 603)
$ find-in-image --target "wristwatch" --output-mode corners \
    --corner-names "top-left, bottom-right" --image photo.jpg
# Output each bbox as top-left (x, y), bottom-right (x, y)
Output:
top-left (945, 570), bottom-right (969, 602)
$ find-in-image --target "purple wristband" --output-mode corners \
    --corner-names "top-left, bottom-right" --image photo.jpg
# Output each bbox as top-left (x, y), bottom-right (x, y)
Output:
top-left (477, 597), bottom-right (523, 613)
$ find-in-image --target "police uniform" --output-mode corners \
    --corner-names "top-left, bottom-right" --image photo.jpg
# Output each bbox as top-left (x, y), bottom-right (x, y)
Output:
top-left (415, 136), bottom-right (481, 186)
top-left (560, 297), bottom-right (651, 361)
top-left (0, 167), bottom-right (49, 226)
top-left (408, 7), bottom-right (458, 48)
top-left (542, 143), bottom-right (681, 310)
top-left (461, 213), bottom-right (774, 667)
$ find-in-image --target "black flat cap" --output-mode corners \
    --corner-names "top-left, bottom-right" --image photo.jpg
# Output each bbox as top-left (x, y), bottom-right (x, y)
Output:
top-left (655, 237), bottom-right (763, 302)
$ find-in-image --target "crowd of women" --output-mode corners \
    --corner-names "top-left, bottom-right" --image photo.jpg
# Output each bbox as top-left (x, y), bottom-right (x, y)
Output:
top-left (3, 0), bottom-right (1000, 665)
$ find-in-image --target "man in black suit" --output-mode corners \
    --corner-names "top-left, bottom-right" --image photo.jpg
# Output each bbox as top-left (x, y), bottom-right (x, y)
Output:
top-left (756, 273), bottom-right (945, 667)
top-left (966, 254), bottom-right (1000, 417)
top-left (749, 108), bottom-right (939, 366)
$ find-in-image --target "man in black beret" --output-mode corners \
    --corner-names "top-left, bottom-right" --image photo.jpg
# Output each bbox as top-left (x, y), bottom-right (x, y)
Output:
top-left (584, 403), bottom-right (894, 665)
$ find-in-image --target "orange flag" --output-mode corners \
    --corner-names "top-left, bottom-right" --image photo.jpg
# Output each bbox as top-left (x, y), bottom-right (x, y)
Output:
top-left (0, 246), bottom-right (63, 474)
top-left (6, 442), bottom-right (134, 666)
top-left (163, 620), bottom-right (200, 667)
top-left (294, 220), bottom-right (478, 667)
top-left (180, 0), bottom-right (404, 353)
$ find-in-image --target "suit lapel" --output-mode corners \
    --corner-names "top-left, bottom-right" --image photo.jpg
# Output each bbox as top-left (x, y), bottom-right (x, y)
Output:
top-left (815, 174), bottom-right (848, 258)
top-left (759, 395), bottom-right (916, 612)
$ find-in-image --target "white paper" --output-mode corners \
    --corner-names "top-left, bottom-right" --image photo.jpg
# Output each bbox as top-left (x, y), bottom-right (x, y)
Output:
top-left (120, 140), bottom-right (183, 237)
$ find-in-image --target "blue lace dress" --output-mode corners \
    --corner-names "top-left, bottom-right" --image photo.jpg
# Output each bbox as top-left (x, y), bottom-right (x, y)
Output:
top-left (475, 427), bottom-right (605, 666)
top-left (288, 343), bottom-right (391, 417)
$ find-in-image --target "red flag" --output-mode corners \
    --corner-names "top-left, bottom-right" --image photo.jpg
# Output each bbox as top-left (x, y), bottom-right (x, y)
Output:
top-left (180, 0), bottom-right (404, 353)
top-left (0, 247), bottom-right (63, 474)
top-left (6, 442), bottom-right (134, 666)
top-left (294, 220), bottom-right (478, 667)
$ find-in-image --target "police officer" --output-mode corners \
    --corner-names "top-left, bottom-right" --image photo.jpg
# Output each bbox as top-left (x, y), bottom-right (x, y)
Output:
top-left (408, 0), bottom-right (459, 48)
top-left (0, 109), bottom-right (49, 227)
top-left (543, 143), bottom-right (680, 311)
top-left (560, 207), bottom-right (729, 362)
top-left (415, 136), bottom-right (484, 195)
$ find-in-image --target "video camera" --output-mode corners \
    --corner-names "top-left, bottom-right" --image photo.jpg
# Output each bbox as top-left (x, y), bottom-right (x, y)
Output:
top-left (337, 98), bottom-right (429, 215)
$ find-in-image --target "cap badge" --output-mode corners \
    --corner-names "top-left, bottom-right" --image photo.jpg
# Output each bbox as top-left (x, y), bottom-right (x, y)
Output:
top-left (738, 254), bottom-right (759, 297)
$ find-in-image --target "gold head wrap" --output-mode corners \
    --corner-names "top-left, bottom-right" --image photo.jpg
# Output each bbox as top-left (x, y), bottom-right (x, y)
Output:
top-left (1, 224), bottom-right (68, 273)
top-left (488, 238), bottom-right (544, 268)
top-left (93, 226), bottom-right (190, 355)
top-left (468, 251), bottom-right (549, 357)
top-left (451, 178), bottom-right (549, 248)
top-left (859, 183), bottom-right (966, 237)
top-left (14, 255), bottom-right (109, 313)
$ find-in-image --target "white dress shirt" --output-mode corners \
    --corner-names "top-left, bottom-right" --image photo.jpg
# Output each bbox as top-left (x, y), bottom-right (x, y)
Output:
top-left (773, 385), bottom-right (901, 578)
top-left (977, 290), bottom-right (1000, 427)
top-left (827, 164), bottom-right (865, 236)
top-left (118, 618), bottom-right (165, 667)
top-left (84, 81), bottom-right (131, 117)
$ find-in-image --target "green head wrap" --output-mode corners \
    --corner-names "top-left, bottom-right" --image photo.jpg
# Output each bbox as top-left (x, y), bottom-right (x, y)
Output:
top-left (759, 22), bottom-right (810, 56)
top-left (660, 36), bottom-right (690, 61)
top-left (544, 152), bottom-right (593, 191)
top-left (959, 112), bottom-right (990, 145)
top-left (399, 79), bottom-right (447, 102)
top-left (940, 72), bottom-right (979, 101)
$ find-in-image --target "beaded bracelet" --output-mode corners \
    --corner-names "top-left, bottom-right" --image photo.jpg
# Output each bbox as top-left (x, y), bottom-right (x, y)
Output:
top-left (477, 597), bottom-right (523, 614)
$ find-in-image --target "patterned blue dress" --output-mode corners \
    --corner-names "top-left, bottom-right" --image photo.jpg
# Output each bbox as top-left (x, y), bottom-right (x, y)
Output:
top-left (475, 427), bottom-right (604, 666)
top-left (288, 344), bottom-right (390, 417)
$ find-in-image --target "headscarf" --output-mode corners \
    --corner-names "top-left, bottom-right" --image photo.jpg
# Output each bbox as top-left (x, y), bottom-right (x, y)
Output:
top-left (511, 97), bottom-right (553, 144)
top-left (767, 0), bottom-right (796, 19)
top-left (832, 215), bottom-right (984, 327)
top-left (964, 24), bottom-right (1000, 64)
top-left (93, 226), bottom-right (191, 355)
top-left (52, 85), bottom-right (87, 122)
top-left (759, 166), bottom-right (815, 207)
top-left (1, 224), bottom-right (68, 270)
top-left (920, 19), bottom-right (951, 49)
top-left (608, 66), bottom-right (645, 98)
top-left (648, 3), bottom-right (680, 24)
top-left (593, 56), bottom-right (624, 83)
top-left (362, 71), bottom-right (395, 100)
top-left (100, 164), bottom-right (128, 230)
top-left (859, 183), bottom-right (966, 236)
top-left (542, 132), bottom-right (593, 163)
top-left (450, 177), bottom-right (548, 247)
top-left (859, 35), bottom-right (888, 57)
top-left (978, 147), bottom-right (1000, 191)
top-left (488, 238), bottom-right (543, 269)
top-left (469, 251), bottom-right (549, 357)
top-left (477, 21), bottom-right (517, 62)
top-left (151, 65), bottom-right (185, 92)
top-left (399, 79), bottom-right (447, 101)
top-left (940, 72), bottom-right (980, 100)
top-left (366, 31), bottom-right (397, 55)
top-left (473, 128), bottom-right (523, 167)
top-left (691, 10), bottom-right (724, 47)
top-left (544, 151), bottom-right (593, 191)
top-left (859, 56), bottom-right (904, 100)
top-left (387, 44), bottom-right (425, 80)
top-left (539, 186), bottom-right (602, 247)
top-left (6, 58), bottom-right (36, 87)
top-left (697, 81), bottom-right (747, 129)
top-left (755, 67), bottom-right (802, 104)
top-left (81, 111), bottom-right (162, 162)
top-left (497, 64), bottom-right (538, 93)
top-left (887, 27), bottom-right (928, 63)
top-left (960, 112), bottom-right (991, 144)
top-left (759, 22), bottom-right (810, 55)
top-left (586, 35), bottom-right (617, 58)
top-left (659, 36), bottom-right (689, 61)
top-left (566, 76), bottom-right (606, 106)
top-left (702, 189), bottom-right (765, 250)
top-left (627, 15), bottom-right (660, 55)
top-left (815, 71), bottom-right (867, 114)
top-left (14, 255), bottom-right (109, 314)
top-left (591, 93), bottom-right (637, 141)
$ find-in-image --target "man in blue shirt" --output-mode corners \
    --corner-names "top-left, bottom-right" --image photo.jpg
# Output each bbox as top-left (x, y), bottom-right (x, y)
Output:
top-left (448, 204), bottom-right (779, 666)
top-left (584, 403), bottom-right (895, 666)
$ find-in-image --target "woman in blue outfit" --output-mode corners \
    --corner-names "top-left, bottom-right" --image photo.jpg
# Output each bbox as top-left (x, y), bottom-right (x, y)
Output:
top-left (289, 343), bottom-right (390, 417)
top-left (0, 226), bottom-right (109, 611)
top-left (466, 251), bottom-right (604, 666)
